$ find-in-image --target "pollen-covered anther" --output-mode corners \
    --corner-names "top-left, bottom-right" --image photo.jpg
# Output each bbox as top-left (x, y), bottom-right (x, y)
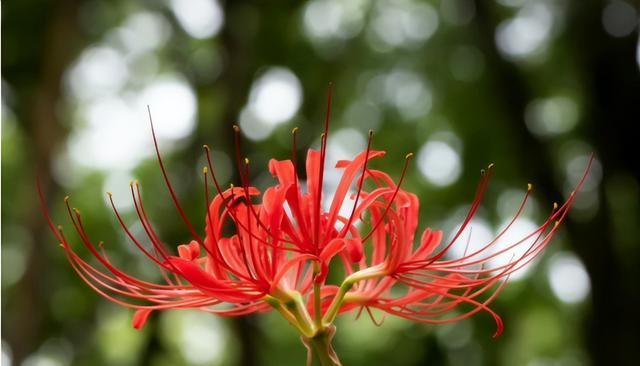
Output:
top-left (527, 183), bottom-right (533, 191)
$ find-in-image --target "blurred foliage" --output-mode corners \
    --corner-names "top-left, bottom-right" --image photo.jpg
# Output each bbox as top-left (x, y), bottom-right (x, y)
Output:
top-left (2, 0), bottom-right (640, 366)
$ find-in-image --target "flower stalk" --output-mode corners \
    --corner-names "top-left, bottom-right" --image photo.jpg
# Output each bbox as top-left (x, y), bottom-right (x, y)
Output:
top-left (303, 325), bottom-right (341, 366)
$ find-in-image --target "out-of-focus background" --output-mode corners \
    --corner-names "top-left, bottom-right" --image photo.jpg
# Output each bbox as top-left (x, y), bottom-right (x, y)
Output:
top-left (2, 0), bottom-right (639, 365)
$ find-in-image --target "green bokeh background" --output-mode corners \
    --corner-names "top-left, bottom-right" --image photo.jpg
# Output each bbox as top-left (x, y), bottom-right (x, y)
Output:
top-left (3, 0), bottom-right (639, 365)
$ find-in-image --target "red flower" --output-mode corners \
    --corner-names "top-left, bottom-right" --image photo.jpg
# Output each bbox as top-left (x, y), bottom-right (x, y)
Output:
top-left (41, 91), bottom-right (591, 365)
top-left (319, 164), bottom-right (591, 337)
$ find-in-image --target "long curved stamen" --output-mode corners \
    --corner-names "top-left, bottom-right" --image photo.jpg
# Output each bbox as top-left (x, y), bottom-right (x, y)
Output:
top-left (338, 130), bottom-right (374, 238)
top-left (129, 182), bottom-right (172, 260)
top-left (203, 145), bottom-right (298, 250)
top-left (147, 106), bottom-right (203, 244)
top-left (106, 193), bottom-right (166, 267)
top-left (202, 145), bottom-right (227, 200)
top-left (242, 157), bottom-right (266, 280)
top-left (122, 187), bottom-right (188, 281)
top-left (202, 167), bottom-right (254, 282)
top-left (408, 182), bottom-right (534, 269)
top-left (232, 126), bottom-right (297, 247)
top-left (289, 127), bottom-right (311, 242)
top-left (291, 127), bottom-right (300, 187)
top-left (202, 168), bottom-right (228, 263)
top-left (63, 198), bottom-right (169, 288)
top-left (132, 182), bottom-right (185, 285)
top-left (314, 82), bottom-right (333, 248)
top-left (226, 186), bottom-right (258, 281)
top-left (132, 182), bottom-right (174, 258)
top-left (422, 164), bottom-right (494, 266)
top-left (361, 153), bottom-right (413, 243)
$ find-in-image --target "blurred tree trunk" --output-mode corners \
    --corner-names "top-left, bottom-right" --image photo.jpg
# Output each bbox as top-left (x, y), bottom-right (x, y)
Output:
top-left (208, 2), bottom-right (263, 365)
top-left (569, 1), bottom-right (640, 364)
top-left (3, 0), bottom-right (84, 363)
top-left (473, 0), bottom-right (640, 364)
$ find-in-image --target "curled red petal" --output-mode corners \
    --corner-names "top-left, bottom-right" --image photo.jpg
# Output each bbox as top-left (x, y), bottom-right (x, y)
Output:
top-left (132, 308), bottom-right (153, 330)
top-left (346, 238), bottom-right (363, 263)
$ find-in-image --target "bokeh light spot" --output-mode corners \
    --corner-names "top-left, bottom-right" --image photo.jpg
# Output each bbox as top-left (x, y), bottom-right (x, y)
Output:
top-left (417, 140), bottom-right (462, 187)
top-left (602, 0), bottom-right (638, 38)
top-left (68, 47), bottom-right (129, 100)
top-left (489, 218), bottom-right (540, 281)
top-left (367, 0), bottom-right (439, 51)
top-left (547, 252), bottom-right (591, 304)
top-left (169, 0), bottom-right (224, 39)
top-left (495, 2), bottom-right (553, 59)
top-left (525, 96), bottom-right (579, 137)
top-left (249, 67), bottom-right (302, 126)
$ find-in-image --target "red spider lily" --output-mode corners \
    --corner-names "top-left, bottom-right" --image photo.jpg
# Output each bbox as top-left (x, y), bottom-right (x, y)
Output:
top-left (40, 86), bottom-right (592, 365)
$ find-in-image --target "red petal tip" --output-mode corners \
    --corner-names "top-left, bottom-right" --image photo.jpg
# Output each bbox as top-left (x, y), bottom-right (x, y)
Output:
top-left (132, 309), bottom-right (153, 330)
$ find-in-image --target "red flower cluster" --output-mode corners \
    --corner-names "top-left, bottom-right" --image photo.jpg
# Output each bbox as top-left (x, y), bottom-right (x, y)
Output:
top-left (40, 98), bottom-right (591, 342)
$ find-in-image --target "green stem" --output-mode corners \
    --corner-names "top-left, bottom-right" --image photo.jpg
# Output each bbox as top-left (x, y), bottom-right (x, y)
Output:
top-left (303, 325), bottom-right (342, 366)
top-left (322, 281), bottom-right (353, 325)
top-left (313, 262), bottom-right (322, 328)
top-left (287, 292), bottom-right (316, 337)
top-left (265, 294), bottom-right (314, 337)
